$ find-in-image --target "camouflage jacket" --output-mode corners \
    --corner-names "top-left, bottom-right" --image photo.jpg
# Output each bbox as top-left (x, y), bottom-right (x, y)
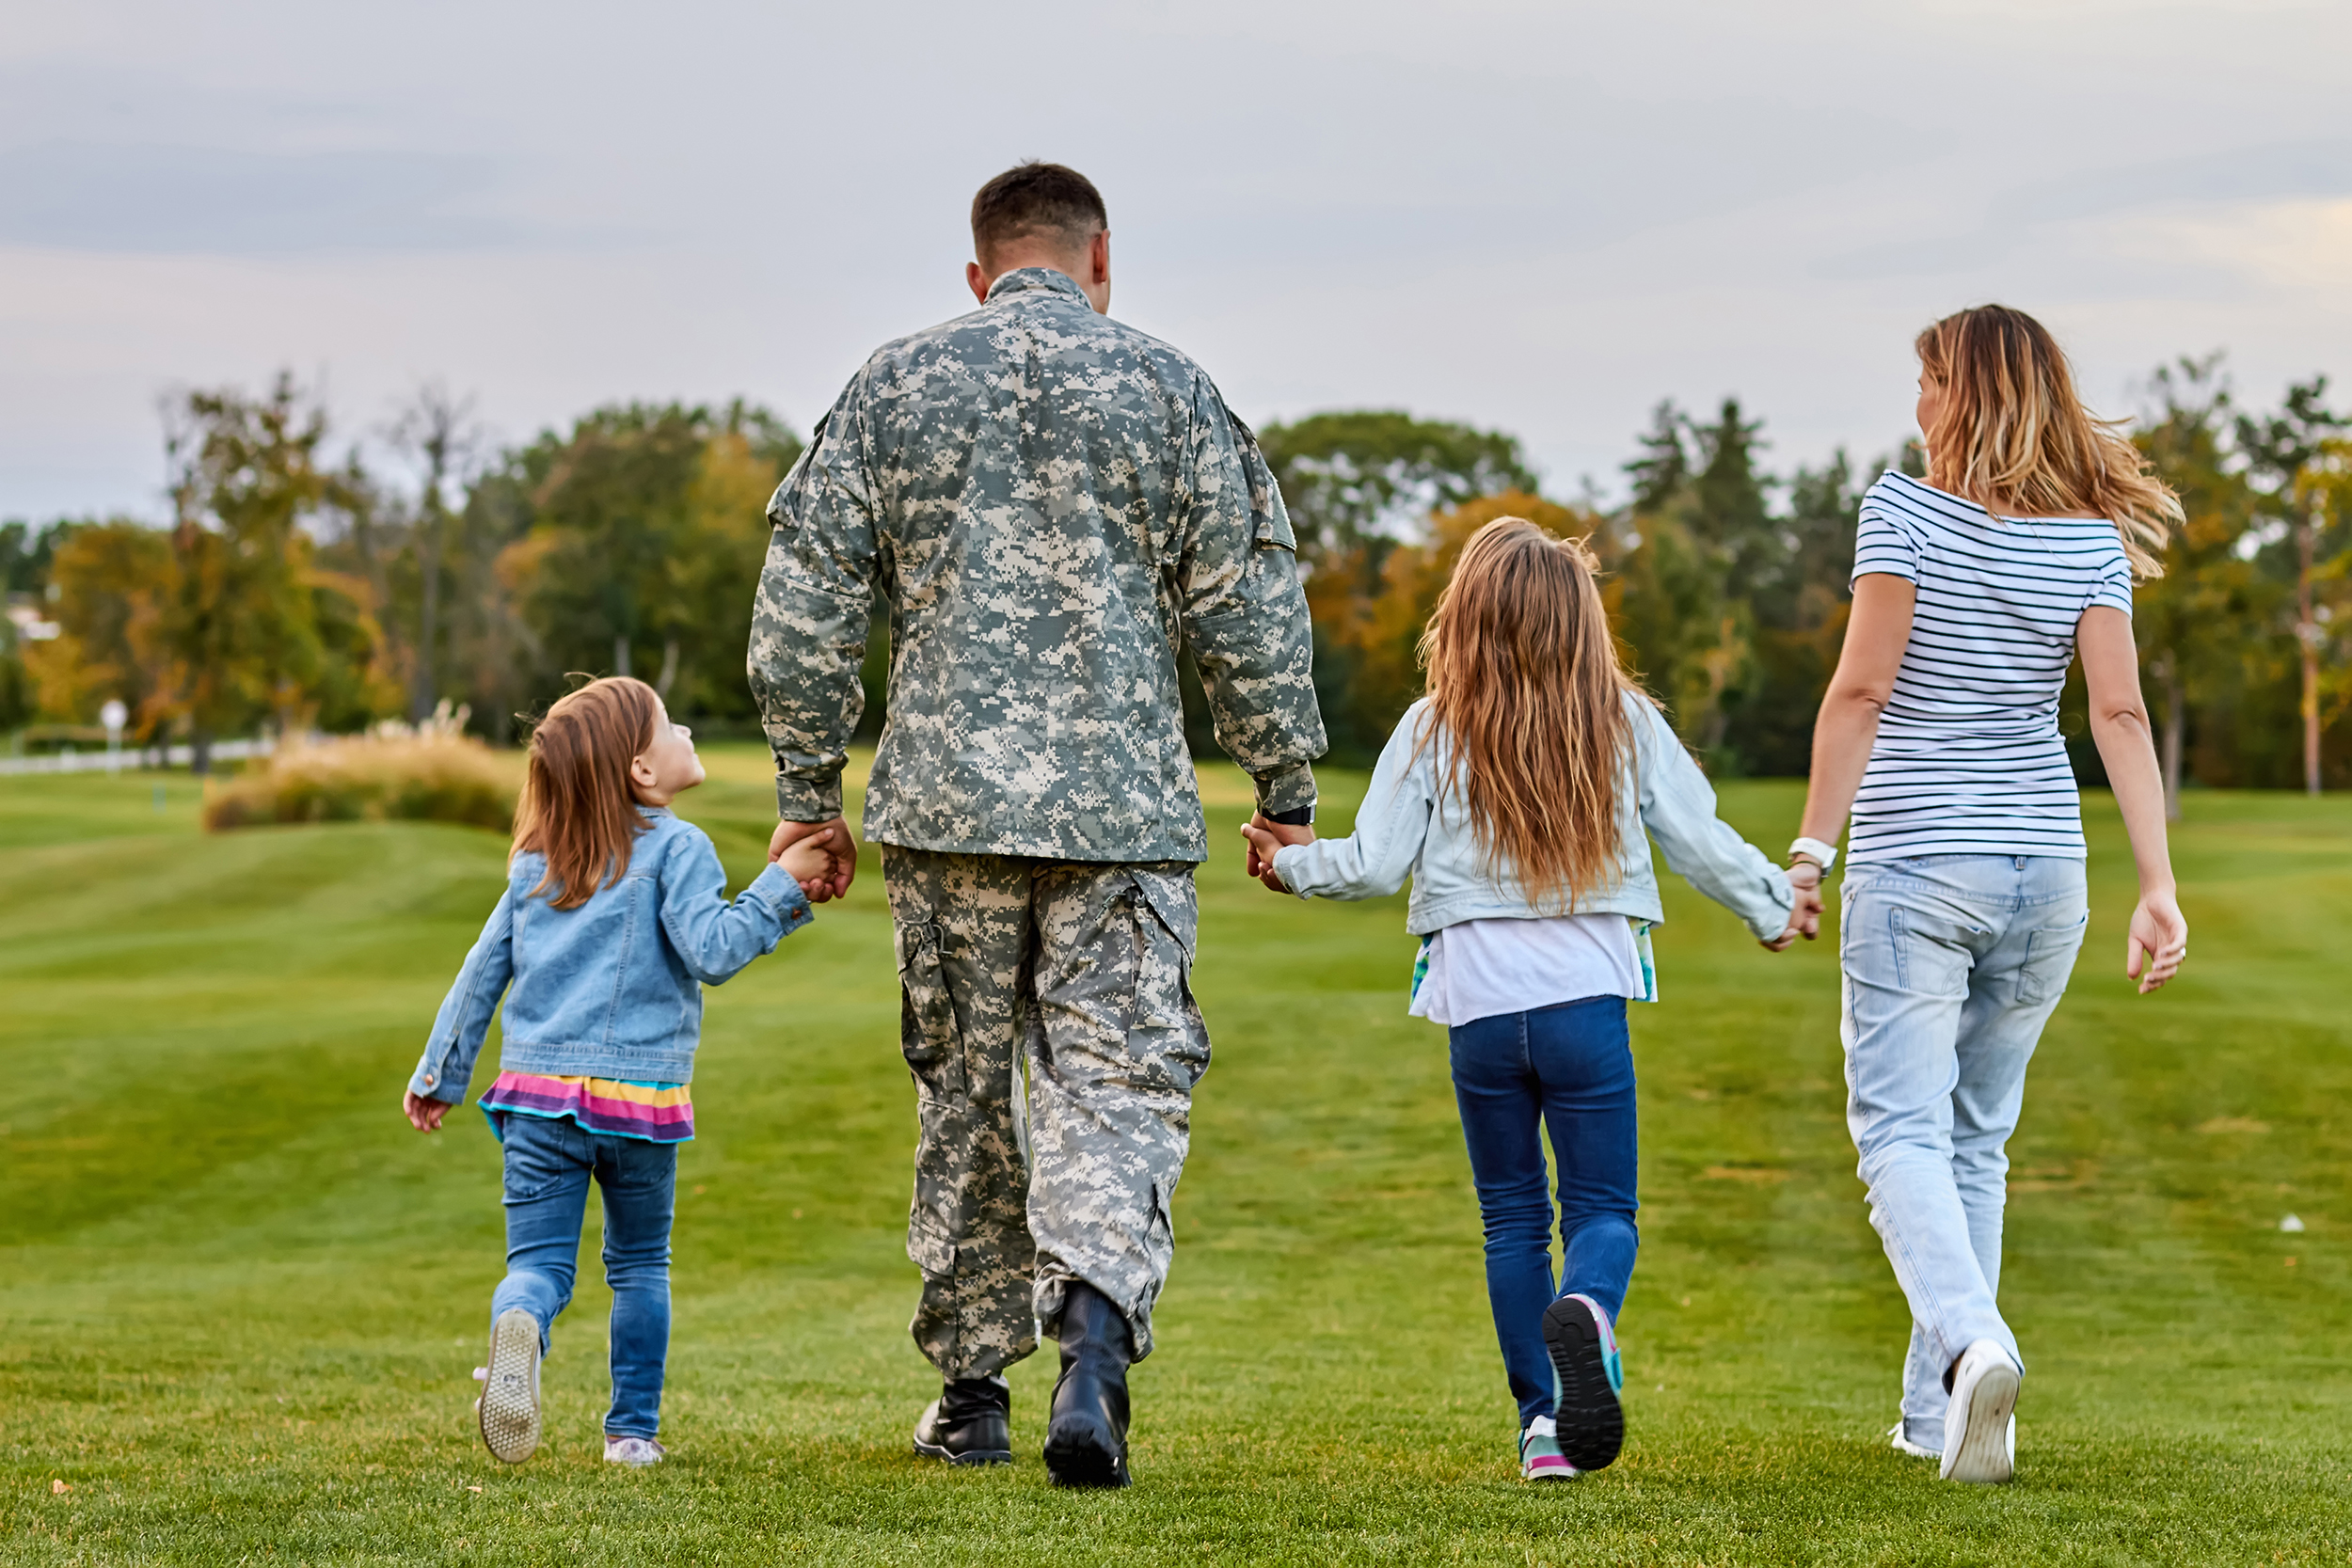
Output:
top-left (749, 267), bottom-right (1325, 863)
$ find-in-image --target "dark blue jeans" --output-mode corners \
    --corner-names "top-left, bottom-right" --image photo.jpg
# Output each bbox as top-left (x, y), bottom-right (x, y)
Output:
top-left (1448, 996), bottom-right (1640, 1428)
top-left (491, 1114), bottom-right (677, 1439)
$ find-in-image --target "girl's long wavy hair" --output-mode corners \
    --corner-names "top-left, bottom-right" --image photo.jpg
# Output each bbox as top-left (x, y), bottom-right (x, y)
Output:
top-left (1915, 305), bottom-right (2181, 577)
top-left (1414, 519), bottom-right (1641, 913)
top-left (512, 675), bottom-right (660, 911)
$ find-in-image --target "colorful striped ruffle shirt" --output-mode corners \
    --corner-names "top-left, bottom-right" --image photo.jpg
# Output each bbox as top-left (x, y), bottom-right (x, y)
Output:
top-left (479, 1072), bottom-right (694, 1143)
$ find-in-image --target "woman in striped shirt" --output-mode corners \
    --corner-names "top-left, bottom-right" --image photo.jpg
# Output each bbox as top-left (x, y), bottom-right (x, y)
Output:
top-left (1789, 306), bottom-right (2189, 1484)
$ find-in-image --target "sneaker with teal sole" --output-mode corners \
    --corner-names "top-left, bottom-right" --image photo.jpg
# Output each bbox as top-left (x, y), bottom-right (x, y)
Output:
top-left (1542, 1292), bottom-right (1625, 1473)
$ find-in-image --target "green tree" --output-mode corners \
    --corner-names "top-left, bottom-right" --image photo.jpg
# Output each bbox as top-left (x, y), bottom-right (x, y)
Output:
top-left (1259, 410), bottom-right (1538, 576)
top-left (1611, 398), bottom-right (1780, 763)
top-left (388, 385), bottom-right (483, 722)
top-left (2235, 377), bottom-right (2347, 794)
top-left (159, 375), bottom-right (393, 767)
top-left (2131, 359), bottom-right (2270, 811)
top-left (495, 402), bottom-right (802, 724)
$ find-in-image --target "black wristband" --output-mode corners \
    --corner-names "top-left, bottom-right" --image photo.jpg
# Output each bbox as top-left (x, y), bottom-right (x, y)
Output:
top-left (1263, 804), bottom-right (1315, 828)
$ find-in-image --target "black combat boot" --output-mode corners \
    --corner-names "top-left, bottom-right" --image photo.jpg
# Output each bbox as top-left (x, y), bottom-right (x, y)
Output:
top-left (912, 1375), bottom-right (1012, 1466)
top-left (1042, 1281), bottom-right (1133, 1488)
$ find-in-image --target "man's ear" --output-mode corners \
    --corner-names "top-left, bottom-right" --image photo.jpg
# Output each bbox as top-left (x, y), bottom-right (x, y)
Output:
top-left (966, 260), bottom-right (990, 304)
top-left (1089, 230), bottom-right (1110, 286)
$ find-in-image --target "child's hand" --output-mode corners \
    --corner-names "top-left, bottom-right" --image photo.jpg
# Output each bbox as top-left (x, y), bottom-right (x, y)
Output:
top-left (1238, 819), bottom-right (1305, 894)
top-left (404, 1090), bottom-right (454, 1132)
top-left (1763, 862), bottom-right (1824, 951)
top-left (776, 826), bottom-right (843, 896)
top-left (771, 816), bottom-right (855, 900)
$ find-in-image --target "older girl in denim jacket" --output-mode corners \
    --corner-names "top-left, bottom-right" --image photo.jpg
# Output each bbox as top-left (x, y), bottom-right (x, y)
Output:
top-left (1243, 520), bottom-right (1804, 1482)
top-left (403, 676), bottom-right (840, 1467)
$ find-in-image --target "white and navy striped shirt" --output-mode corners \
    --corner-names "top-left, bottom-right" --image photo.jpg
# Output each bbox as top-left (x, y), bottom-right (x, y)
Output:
top-left (1847, 470), bottom-right (2134, 864)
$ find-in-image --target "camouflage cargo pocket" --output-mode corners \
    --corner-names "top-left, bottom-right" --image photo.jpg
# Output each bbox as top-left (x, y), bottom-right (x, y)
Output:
top-left (1126, 874), bottom-right (1211, 1091)
top-left (894, 918), bottom-right (968, 1102)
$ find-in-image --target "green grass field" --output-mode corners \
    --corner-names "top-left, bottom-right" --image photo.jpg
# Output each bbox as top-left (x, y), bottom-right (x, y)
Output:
top-left (4, 748), bottom-right (2349, 1565)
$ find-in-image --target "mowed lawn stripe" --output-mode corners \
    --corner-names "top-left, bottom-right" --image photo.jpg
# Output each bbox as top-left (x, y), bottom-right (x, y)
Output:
top-left (3, 752), bottom-right (2349, 1564)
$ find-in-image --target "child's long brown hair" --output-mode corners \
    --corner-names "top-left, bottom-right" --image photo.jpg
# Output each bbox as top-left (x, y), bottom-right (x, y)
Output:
top-left (512, 676), bottom-right (660, 911)
top-left (1915, 305), bottom-right (2181, 577)
top-left (1414, 519), bottom-right (1640, 913)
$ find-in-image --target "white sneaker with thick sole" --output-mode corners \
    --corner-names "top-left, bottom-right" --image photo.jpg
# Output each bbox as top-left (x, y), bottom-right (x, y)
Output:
top-left (1940, 1340), bottom-right (2021, 1483)
top-left (1887, 1420), bottom-right (1940, 1460)
top-left (604, 1436), bottom-right (666, 1466)
top-left (1891, 1415), bottom-right (2015, 1465)
top-left (476, 1307), bottom-right (543, 1465)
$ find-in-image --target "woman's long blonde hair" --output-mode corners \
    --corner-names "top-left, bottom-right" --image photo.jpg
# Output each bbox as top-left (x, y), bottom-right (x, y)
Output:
top-left (1915, 305), bottom-right (2181, 577)
top-left (1414, 518), bottom-right (1640, 913)
top-left (512, 675), bottom-right (660, 911)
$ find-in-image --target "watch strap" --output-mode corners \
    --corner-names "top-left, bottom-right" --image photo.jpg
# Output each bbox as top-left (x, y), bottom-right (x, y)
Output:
top-left (1788, 835), bottom-right (1838, 872)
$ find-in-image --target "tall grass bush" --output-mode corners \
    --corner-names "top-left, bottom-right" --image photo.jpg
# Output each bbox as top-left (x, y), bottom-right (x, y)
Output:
top-left (203, 709), bottom-right (517, 833)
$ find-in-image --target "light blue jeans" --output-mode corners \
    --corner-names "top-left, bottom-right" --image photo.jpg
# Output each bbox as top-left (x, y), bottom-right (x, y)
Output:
top-left (491, 1114), bottom-right (677, 1440)
top-left (1839, 854), bottom-right (2088, 1451)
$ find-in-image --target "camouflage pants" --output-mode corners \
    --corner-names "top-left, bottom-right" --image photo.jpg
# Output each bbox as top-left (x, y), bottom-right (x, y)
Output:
top-left (882, 846), bottom-right (1209, 1380)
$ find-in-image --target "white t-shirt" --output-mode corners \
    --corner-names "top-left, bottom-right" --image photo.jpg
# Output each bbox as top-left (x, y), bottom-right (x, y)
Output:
top-left (1408, 914), bottom-right (1646, 1027)
top-left (1848, 470), bottom-right (2135, 864)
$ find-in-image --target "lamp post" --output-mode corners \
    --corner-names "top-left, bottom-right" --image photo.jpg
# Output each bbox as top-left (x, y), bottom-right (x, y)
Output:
top-left (100, 699), bottom-right (126, 774)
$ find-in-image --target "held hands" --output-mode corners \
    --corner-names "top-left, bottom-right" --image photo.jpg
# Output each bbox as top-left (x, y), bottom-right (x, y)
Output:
top-left (1766, 860), bottom-right (1826, 952)
top-left (1238, 815), bottom-right (1313, 894)
top-left (403, 1090), bottom-right (453, 1133)
top-left (770, 816), bottom-right (856, 901)
top-left (2126, 887), bottom-right (2188, 994)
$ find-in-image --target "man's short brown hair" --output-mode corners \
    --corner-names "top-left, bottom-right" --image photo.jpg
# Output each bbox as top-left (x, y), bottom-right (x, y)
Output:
top-left (971, 162), bottom-right (1107, 267)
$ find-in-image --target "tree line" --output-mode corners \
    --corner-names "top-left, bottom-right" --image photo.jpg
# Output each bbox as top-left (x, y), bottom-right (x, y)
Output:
top-left (4, 360), bottom-right (2345, 798)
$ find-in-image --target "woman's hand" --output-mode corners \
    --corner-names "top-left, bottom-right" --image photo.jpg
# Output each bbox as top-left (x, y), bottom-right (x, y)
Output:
top-left (2126, 887), bottom-right (2187, 994)
top-left (404, 1090), bottom-right (453, 1133)
top-left (1238, 818), bottom-right (1306, 893)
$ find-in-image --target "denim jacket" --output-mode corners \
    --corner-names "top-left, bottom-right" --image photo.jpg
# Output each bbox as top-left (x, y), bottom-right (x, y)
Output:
top-left (406, 808), bottom-right (813, 1102)
top-left (1273, 695), bottom-right (1793, 941)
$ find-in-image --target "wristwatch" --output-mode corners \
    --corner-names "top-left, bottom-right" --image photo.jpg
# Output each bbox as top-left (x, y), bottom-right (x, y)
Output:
top-left (1264, 804), bottom-right (1315, 828)
top-left (1788, 835), bottom-right (1838, 873)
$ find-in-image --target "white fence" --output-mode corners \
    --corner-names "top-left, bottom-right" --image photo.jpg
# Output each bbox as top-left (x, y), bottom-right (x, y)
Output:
top-left (0, 737), bottom-right (278, 777)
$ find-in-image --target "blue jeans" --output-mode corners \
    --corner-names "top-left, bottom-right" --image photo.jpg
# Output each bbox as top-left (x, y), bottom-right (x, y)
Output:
top-left (492, 1114), bottom-right (677, 1440)
top-left (1448, 996), bottom-right (1640, 1430)
top-left (1840, 854), bottom-right (2088, 1450)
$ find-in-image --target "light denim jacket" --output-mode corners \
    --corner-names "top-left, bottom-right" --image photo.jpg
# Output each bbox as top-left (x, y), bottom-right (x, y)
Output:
top-left (406, 808), bottom-right (813, 1102)
top-left (1272, 695), bottom-right (1794, 941)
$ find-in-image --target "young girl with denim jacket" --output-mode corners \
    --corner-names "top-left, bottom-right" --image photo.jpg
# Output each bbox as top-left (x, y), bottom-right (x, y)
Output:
top-left (1241, 520), bottom-right (1804, 1482)
top-left (402, 675), bottom-right (841, 1466)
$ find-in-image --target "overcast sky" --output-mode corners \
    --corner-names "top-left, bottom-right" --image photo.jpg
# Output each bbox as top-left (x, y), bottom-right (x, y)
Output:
top-left (3, 0), bottom-right (2348, 520)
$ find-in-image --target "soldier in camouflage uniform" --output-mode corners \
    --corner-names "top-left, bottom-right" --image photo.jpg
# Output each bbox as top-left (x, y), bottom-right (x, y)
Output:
top-left (747, 163), bottom-right (1324, 1488)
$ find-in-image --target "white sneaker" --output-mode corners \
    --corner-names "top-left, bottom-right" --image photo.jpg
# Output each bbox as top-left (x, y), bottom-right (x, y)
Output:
top-left (1886, 1420), bottom-right (1940, 1460)
top-left (1940, 1340), bottom-right (2021, 1483)
top-left (604, 1436), bottom-right (666, 1466)
top-left (476, 1307), bottom-right (542, 1465)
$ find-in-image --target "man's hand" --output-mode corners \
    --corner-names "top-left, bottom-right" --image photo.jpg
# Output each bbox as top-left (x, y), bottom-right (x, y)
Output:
top-left (404, 1091), bottom-right (453, 1133)
top-left (2126, 887), bottom-right (2187, 994)
top-left (1240, 815), bottom-right (1312, 894)
top-left (1766, 860), bottom-right (1825, 951)
top-left (771, 816), bottom-right (856, 902)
